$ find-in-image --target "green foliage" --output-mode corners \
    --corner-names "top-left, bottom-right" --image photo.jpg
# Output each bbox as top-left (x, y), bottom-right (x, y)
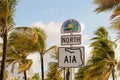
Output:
top-left (75, 27), bottom-right (116, 80)
top-left (31, 73), bottom-right (41, 80)
top-left (93, 0), bottom-right (120, 13)
top-left (0, 26), bottom-right (58, 80)
top-left (111, 17), bottom-right (120, 31)
top-left (0, 0), bottom-right (18, 80)
top-left (12, 77), bottom-right (19, 80)
top-left (18, 59), bottom-right (33, 73)
top-left (3, 27), bottom-right (38, 75)
top-left (33, 27), bottom-right (47, 54)
top-left (93, 0), bottom-right (120, 31)
top-left (75, 68), bottom-right (84, 80)
top-left (8, 27), bottom-right (38, 54)
top-left (33, 27), bottom-right (58, 80)
top-left (0, 0), bottom-right (18, 36)
top-left (46, 51), bottom-right (63, 80)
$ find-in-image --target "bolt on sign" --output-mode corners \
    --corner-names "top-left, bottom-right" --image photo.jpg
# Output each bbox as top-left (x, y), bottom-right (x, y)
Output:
top-left (61, 19), bottom-right (81, 33)
top-left (58, 47), bottom-right (85, 68)
top-left (61, 34), bottom-right (81, 45)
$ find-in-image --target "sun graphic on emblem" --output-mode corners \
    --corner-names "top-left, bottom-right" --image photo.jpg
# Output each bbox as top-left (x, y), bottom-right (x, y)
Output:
top-left (68, 23), bottom-right (74, 29)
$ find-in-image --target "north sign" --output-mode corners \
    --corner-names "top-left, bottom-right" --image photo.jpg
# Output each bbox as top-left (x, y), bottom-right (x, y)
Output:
top-left (58, 47), bottom-right (85, 68)
top-left (61, 34), bottom-right (81, 45)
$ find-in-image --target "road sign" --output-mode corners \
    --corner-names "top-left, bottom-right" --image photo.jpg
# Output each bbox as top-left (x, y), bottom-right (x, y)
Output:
top-left (61, 19), bottom-right (81, 33)
top-left (58, 47), bottom-right (85, 68)
top-left (61, 34), bottom-right (81, 45)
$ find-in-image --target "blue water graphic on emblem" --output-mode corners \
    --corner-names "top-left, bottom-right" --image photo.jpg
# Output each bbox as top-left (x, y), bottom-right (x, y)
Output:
top-left (64, 22), bottom-right (78, 31)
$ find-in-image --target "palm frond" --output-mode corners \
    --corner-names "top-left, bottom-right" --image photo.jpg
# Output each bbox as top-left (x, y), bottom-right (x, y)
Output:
top-left (8, 27), bottom-right (39, 54)
top-left (117, 61), bottom-right (120, 69)
top-left (0, 0), bottom-right (18, 28)
top-left (93, 0), bottom-right (120, 13)
top-left (110, 17), bottom-right (120, 31)
top-left (18, 59), bottom-right (33, 73)
top-left (33, 27), bottom-right (47, 53)
top-left (45, 45), bottom-right (58, 54)
top-left (9, 26), bottom-right (38, 43)
top-left (101, 67), bottom-right (113, 80)
top-left (94, 26), bottom-right (108, 38)
top-left (111, 6), bottom-right (120, 19)
top-left (46, 49), bottom-right (63, 80)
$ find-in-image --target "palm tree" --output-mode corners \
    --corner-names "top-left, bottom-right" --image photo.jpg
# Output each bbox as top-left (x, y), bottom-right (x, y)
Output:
top-left (46, 50), bottom-right (63, 80)
top-left (89, 27), bottom-right (116, 80)
top-left (7, 26), bottom-right (38, 80)
top-left (1, 27), bottom-right (37, 79)
top-left (93, 0), bottom-right (120, 31)
top-left (7, 26), bottom-right (57, 80)
top-left (0, 0), bottom-right (18, 80)
top-left (33, 27), bottom-right (57, 80)
top-left (75, 27), bottom-right (116, 80)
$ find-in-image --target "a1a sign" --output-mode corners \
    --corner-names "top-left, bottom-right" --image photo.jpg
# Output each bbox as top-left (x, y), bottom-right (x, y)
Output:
top-left (61, 34), bottom-right (81, 45)
top-left (58, 47), bottom-right (85, 68)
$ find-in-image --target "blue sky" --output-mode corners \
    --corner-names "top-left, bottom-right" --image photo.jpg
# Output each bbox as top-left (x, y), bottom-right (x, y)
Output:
top-left (15, 0), bottom-right (111, 31)
top-left (13, 0), bottom-right (118, 79)
top-left (15, 0), bottom-right (115, 44)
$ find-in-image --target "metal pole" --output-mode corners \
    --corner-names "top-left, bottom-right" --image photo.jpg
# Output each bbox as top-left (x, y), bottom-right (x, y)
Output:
top-left (66, 33), bottom-right (73, 80)
top-left (64, 68), bottom-right (66, 80)
top-left (66, 68), bottom-right (70, 80)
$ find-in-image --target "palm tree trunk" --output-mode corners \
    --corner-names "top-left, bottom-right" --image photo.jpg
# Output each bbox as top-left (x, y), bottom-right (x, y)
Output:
top-left (0, 28), bottom-right (7, 80)
top-left (24, 70), bottom-right (27, 80)
top-left (112, 69), bottom-right (115, 80)
top-left (41, 55), bottom-right (44, 80)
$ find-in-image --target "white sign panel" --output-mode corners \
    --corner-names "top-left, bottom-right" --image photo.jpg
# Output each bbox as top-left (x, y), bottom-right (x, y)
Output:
top-left (58, 47), bottom-right (85, 68)
top-left (61, 34), bottom-right (81, 45)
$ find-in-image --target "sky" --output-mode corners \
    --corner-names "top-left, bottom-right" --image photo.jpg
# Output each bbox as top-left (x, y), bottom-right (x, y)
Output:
top-left (13, 0), bottom-right (120, 79)
top-left (14, 0), bottom-right (115, 44)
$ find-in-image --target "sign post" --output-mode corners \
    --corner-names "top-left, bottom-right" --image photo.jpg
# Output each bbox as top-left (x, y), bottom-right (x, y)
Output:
top-left (59, 19), bottom-right (85, 80)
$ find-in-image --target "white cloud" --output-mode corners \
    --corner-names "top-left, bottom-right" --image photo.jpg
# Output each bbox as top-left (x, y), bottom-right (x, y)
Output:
top-left (33, 22), bottom-right (46, 29)
top-left (80, 23), bottom-right (85, 32)
top-left (82, 35), bottom-right (90, 44)
top-left (84, 45), bottom-right (91, 63)
top-left (27, 53), bottom-right (40, 69)
top-left (27, 52), bottom-right (54, 73)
